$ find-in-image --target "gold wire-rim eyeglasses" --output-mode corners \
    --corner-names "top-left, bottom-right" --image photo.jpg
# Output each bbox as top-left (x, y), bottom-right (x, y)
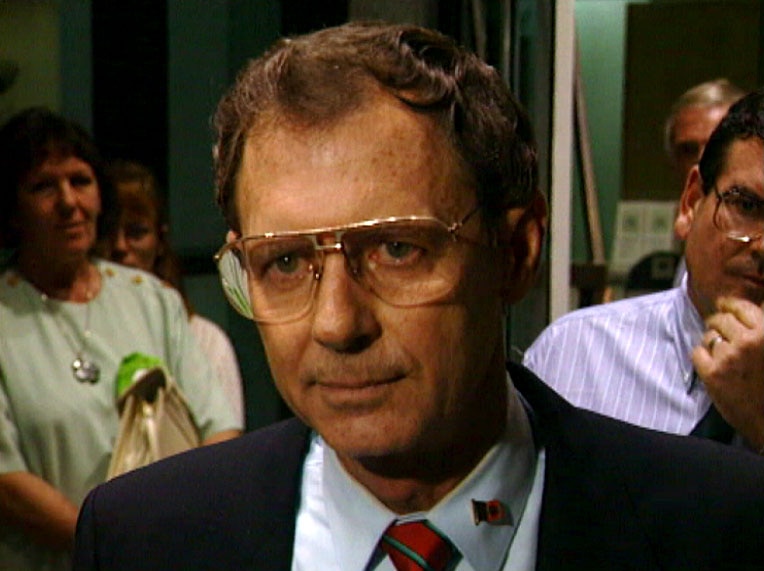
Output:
top-left (712, 186), bottom-right (764, 244)
top-left (213, 206), bottom-right (485, 323)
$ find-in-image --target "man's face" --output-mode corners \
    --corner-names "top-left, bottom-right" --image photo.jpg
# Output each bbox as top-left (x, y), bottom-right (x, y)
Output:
top-left (232, 95), bottom-right (518, 465)
top-left (677, 138), bottom-right (764, 317)
top-left (671, 104), bottom-right (730, 187)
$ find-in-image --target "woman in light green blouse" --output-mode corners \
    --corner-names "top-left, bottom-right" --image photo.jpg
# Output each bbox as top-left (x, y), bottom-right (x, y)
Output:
top-left (0, 107), bottom-right (242, 571)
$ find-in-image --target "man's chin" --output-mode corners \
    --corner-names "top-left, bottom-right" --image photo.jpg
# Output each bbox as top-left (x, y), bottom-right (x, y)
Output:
top-left (318, 415), bottom-right (418, 460)
top-left (724, 280), bottom-right (764, 306)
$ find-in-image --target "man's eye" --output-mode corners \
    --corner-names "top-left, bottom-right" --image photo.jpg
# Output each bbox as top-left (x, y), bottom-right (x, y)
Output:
top-left (384, 241), bottom-right (417, 260)
top-left (356, 226), bottom-right (444, 270)
top-left (727, 190), bottom-right (764, 216)
top-left (256, 245), bottom-right (314, 281)
top-left (738, 198), bottom-right (759, 214)
top-left (370, 240), bottom-right (425, 266)
top-left (272, 253), bottom-right (301, 274)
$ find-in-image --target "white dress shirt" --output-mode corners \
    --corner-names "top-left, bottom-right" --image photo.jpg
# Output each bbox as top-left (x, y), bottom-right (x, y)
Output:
top-left (292, 376), bottom-right (545, 571)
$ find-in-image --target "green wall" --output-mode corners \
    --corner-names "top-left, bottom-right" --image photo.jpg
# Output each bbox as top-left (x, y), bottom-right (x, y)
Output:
top-left (0, 2), bottom-right (61, 122)
top-left (167, 2), bottom-right (284, 430)
top-left (573, 0), bottom-right (650, 263)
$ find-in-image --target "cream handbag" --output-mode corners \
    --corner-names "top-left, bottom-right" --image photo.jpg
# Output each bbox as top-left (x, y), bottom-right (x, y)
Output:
top-left (107, 364), bottom-right (201, 480)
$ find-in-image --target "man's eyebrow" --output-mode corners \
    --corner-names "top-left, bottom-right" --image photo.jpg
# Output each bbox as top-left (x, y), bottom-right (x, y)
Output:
top-left (725, 184), bottom-right (764, 199)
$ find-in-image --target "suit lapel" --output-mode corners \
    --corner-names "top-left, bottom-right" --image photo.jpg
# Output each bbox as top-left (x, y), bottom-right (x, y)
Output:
top-left (509, 363), bottom-right (659, 570)
top-left (238, 418), bottom-right (312, 570)
top-left (258, 368), bottom-right (662, 569)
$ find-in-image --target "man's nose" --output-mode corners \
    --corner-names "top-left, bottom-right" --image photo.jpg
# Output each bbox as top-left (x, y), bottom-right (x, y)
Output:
top-left (310, 253), bottom-right (380, 353)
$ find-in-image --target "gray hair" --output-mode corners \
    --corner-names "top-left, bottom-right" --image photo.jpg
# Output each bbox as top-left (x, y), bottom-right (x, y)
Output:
top-left (663, 78), bottom-right (746, 158)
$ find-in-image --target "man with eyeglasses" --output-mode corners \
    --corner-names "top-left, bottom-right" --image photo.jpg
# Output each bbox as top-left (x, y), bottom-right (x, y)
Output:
top-left (525, 88), bottom-right (764, 454)
top-left (665, 79), bottom-right (745, 286)
top-left (73, 23), bottom-right (764, 570)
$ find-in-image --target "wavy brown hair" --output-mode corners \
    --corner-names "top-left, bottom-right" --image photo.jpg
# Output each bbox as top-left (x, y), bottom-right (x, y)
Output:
top-left (212, 21), bottom-right (538, 234)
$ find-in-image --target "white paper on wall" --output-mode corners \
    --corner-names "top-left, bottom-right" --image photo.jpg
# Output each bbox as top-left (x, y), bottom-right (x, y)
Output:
top-left (610, 200), bottom-right (679, 279)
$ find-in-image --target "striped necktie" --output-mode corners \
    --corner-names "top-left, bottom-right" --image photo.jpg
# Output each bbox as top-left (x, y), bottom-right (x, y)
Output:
top-left (380, 520), bottom-right (457, 571)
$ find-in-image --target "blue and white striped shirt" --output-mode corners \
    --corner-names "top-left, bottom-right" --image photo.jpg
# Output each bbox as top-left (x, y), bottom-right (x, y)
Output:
top-left (523, 278), bottom-right (713, 435)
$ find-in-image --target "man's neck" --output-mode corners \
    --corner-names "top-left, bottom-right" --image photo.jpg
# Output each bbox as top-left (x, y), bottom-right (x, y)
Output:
top-left (685, 276), bottom-right (715, 320)
top-left (336, 375), bottom-right (510, 514)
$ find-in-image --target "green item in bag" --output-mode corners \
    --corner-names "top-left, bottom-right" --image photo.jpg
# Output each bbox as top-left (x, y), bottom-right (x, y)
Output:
top-left (115, 352), bottom-right (166, 399)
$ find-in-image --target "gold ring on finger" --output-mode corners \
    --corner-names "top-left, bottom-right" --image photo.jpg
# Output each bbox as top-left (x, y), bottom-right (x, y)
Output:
top-left (708, 334), bottom-right (724, 352)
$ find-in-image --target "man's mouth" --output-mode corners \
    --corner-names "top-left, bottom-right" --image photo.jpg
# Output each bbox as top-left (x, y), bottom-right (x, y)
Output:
top-left (310, 372), bottom-right (406, 409)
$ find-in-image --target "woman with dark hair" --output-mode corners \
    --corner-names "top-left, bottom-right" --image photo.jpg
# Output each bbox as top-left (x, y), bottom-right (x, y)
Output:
top-left (0, 107), bottom-right (241, 570)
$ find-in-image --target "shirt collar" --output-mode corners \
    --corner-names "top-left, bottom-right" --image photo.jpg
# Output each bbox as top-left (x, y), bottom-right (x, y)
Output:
top-left (672, 273), bottom-right (706, 392)
top-left (323, 373), bottom-right (538, 571)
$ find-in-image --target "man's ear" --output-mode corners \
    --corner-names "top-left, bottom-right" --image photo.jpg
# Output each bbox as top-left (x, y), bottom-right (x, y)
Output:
top-left (674, 166), bottom-right (704, 240)
top-left (498, 191), bottom-right (548, 304)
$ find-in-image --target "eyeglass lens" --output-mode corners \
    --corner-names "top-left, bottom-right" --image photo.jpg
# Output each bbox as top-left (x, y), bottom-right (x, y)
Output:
top-left (715, 187), bottom-right (764, 241)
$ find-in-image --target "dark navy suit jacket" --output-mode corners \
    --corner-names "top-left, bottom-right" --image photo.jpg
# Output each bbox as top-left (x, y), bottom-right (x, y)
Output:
top-left (73, 364), bottom-right (764, 570)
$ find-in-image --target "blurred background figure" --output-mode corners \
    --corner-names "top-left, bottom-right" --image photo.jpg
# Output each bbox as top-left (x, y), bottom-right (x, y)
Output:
top-left (108, 159), bottom-right (245, 426)
top-left (0, 107), bottom-right (240, 571)
top-left (665, 78), bottom-right (745, 286)
top-left (665, 78), bottom-right (745, 190)
top-left (526, 87), bottom-right (764, 452)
